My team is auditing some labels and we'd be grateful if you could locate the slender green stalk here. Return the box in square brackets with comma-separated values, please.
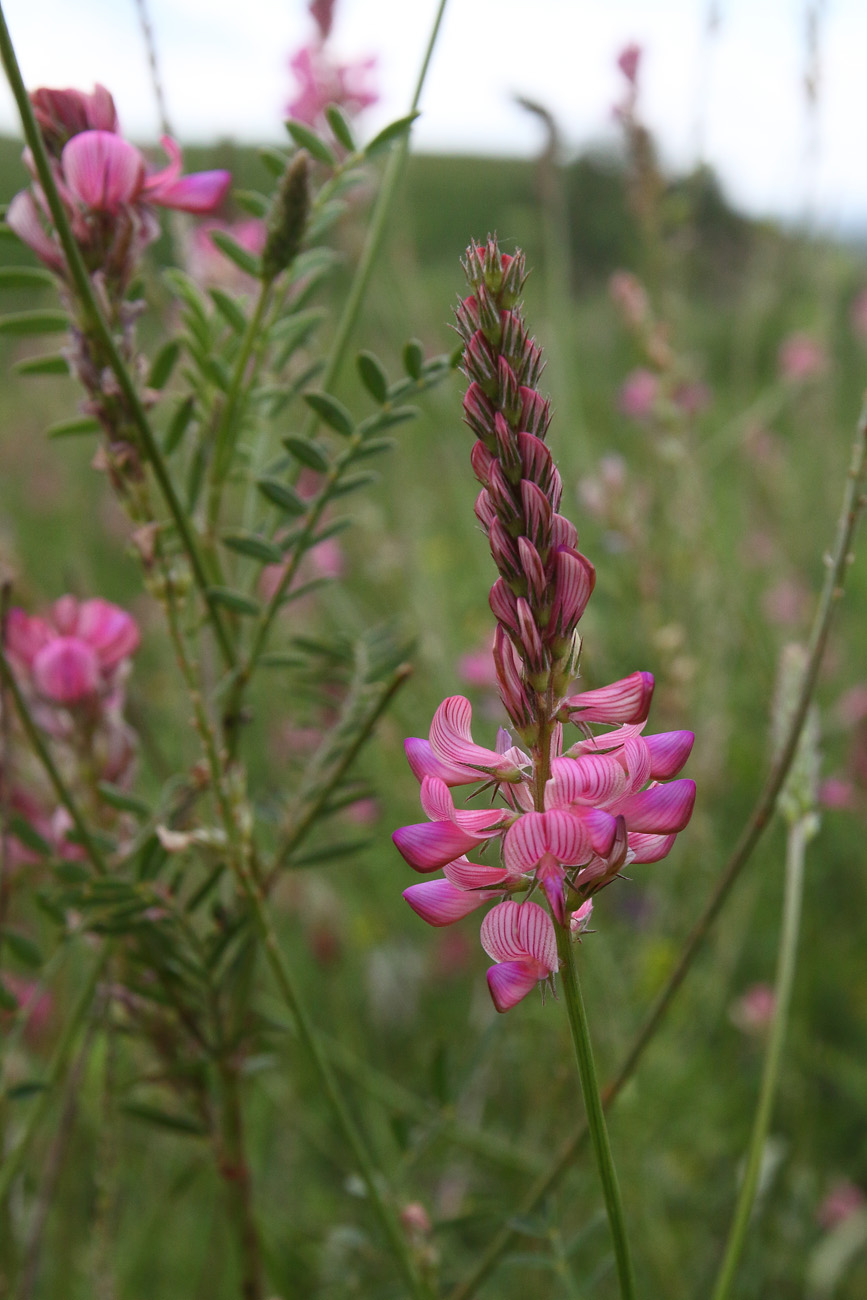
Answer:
[448, 396, 867, 1300]
[0, 947, 107, 1206]
[214, 1061, 265, 1300]
[0, 4, 236, 671]
[0, 642, 109, 875]
[555, 922, 637, 1300]
[710, 814, 811, 1300]
[301, 0, 449, 427]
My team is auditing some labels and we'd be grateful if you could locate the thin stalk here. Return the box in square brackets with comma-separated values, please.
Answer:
[555, 922, 637, 1300]
[0, 947, 108, 1206]
[0, 642, 109, 875]
[448, 395, 867, 1300]
[300, 0, 449, 432]
[214, 1061, 265, 1300]
[710, 814, 810, 1300]
[0, 5, 236, 671]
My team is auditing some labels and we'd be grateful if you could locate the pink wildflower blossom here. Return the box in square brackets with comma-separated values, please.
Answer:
[729, 983, 776, 1034]
[777, 332, 827, 383]
[286, 45, 377, 131]
[617, 43, 642, 87]
[618, 367, 659, 420]
[817, 1180, 866, 1230]
[7, 596, 139, 706]
[188, 218, 266, 291]
[394, 239, 695, 1012]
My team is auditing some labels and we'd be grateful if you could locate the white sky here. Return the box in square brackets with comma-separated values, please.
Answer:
[0, 0, 865, 229]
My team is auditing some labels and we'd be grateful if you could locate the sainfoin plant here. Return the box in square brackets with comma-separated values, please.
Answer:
[1, 3, 867, 1298]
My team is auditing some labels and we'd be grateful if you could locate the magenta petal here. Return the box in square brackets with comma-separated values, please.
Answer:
[565, 671, 655, 724]
[613, 779, 696, 833]
[538, 856, 567, 924]
[444, 858, 510, 889]
[4, 609, 53, 665]
[486, 960, 543, 1013]
[627, 831, 677, 863]
[618, 736, 651, 792]
[147, 168, 231, 214]
[32, 638, 100, 703]
[645, 731, 695, 779]
[392, 821, 479, 872]
[429, 695, 521, 780]
[62, 130, 144, 211]
[403, 880, 493, 926]
[76, 598, 140, 667]
[6, 191, 63, 271]
[405, 737, 474, 787]
[571, 806, 618, 857]
[547, 753, 628, 806]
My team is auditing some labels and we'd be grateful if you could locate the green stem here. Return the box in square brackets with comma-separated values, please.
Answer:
[0, 947, 107, 1206]
[214, 1061, 265, 1300]
[0, 642, 109, 875]
[554, 922, 637, 1300]
[710, 814, 811, 1300]
[447, 394, 867, 1300]
[0, 4, 236, 671]
[301, 0, 449, 431]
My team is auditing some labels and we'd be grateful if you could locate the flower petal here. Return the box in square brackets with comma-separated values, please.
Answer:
[62, 130, 144, 211]
[444, 858, 511, 890]
[6, 191, 63, 271]
[429, 695, 523, 781]
[404, 737, 475, 787]
[612, 779, 696, 833]
[403, 879, 496, 926]
[645, 730, 695, 779]
[486, 959, 545, 1013]
[480, 899, 557, 970]
[564, 671, 655, 724]
[392, 821, 479, 872]
[503, 809, 595, 875]
[627, 832, 677, 863]
[547, 753, 629, 807]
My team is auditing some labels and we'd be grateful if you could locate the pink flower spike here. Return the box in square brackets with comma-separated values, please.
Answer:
[481, 900, 557, 1012]
[32, 637, 100, 703]
[563, 671, 654, 725]
[403, 879, 497, 927]
[61, 130, 144, 212]
[142, 136, 231, 213]
[645, 730, 694, 779]
[428, 696, 525, 782]
[613, 779, 696, 834]
[503, 808, 594, 876]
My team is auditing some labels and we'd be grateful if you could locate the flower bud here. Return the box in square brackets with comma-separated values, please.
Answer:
[262, 149, 310, 283]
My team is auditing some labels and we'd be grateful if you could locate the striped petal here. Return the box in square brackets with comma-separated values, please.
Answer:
[486, 960, 546, 1013]
[444, 858, 511, 890]
[429, 695, 524, 781]
[645, 731, 695, 779]
[617, 736, 652, 793]
[546, 753, 629, 807]
[62, 130, 144, 211]
[405, 737, 476, 787]
[419, 776, 507, 835]
[403, 879, 496, 926]
[627, 832, 677, 863]
[611, 779, 696, 834]
[564, 671, 655, 724]
[480, 899, 557, 969]
[503, 809, 595, 875]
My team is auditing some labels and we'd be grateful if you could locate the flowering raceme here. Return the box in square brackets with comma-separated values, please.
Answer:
[394, 239, 695, 1012]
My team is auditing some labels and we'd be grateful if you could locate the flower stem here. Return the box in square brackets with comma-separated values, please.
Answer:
[710, 812, 811, 1300]
[214, 1060, 265, 1300]
[554, 921, 637, 1300]
[0, 4, 236, 672]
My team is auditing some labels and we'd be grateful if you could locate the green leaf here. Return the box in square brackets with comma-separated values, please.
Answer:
[206, 587, 261, 616]
[162, 268, 209, 322]
[364, 113, 420, 157]
[258, 146, 290, 177]
[209, 230, 262, 278]
[0, 309, 68, 335]
[163, 395, 196, 454]
[303, 390, 354, 437]
[288, 838, 372, 868]
[353, 436, 396, 460]
[0, 981, 20, 1012]
[233, 189, 269, 217]
[51, 862, 90, 884]
[284, 119, 337, 165]
[220, 531, 284, 563]
[122, 1103, 208, 1137]
[0, 265, 55, 289]
[331, 470, 378, 498]
[282, 435, 330, 472]
[14, 352, 69, 376]
[357, 351, 389, 404]
[7, 814, 51, 856]
[209, 288, 247, 334]
[45, 415, 100, 439]
[6, 1080, 49, 1101]
[1, 929, 43, 969]
[148, 340, 180, 389]
[257, 477, 306, 516]
[96, 783, 151, 816]
[403, 338, 424, 379]
[325, 104, 356, 151]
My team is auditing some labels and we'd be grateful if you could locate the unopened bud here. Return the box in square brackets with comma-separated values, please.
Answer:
[261, 150, 310, 283]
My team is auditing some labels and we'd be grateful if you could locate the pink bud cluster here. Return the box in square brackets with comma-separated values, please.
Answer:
[3, 596, 141, 857]
[393, 239, 695, 1013]
[8, 84, 230, 285]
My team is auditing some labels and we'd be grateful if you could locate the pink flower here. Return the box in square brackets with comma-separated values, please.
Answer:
[617, 43, 642, 87]
[61, 132, 230, 216]
[819, 776, 856, 810]
[778, 332, 827, 383]
[729, 983, 776, 1034]
[618, 368, 659, 420]
[30, 83, 118, 153]
[188, 218, 266, 290]
[817, 1181, 866, 1230]
[7, 596, 139, 706]
[286, 44, 378, 130]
